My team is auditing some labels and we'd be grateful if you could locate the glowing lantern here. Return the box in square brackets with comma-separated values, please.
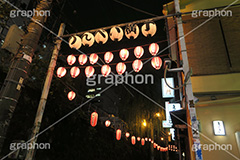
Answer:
[105, 120, 111, 127]
[157, 146, 160, 150]
[154, 143, 157, 148]
[132, 60, 143, 72]
[148, 138, 151, 142]
[110, 26, 124, 41]
[151, 57, 162, 70]
[67, 91, 76, 101]
[69, 35, 81, 49]
[141, 21, 157, 37]
[151, 140, 154, 144]
[149, 43, 159, 56]
[101, 65, 111, 77]
[119, 48, 129, 61]
[89, 53, 98, 64]
[67, 54, 76, 65]
[70, 67, 80, 78]
[56, 67, 66, 78]
[116, 129, 121, 140]
[78, 54, 88, 65]
[95, 29, 108, 44]
[85, 66, 95, 77]
[131, 136, 136, 145]
[82, 32, 95, 47]
[160, 147, 163, 152]
[145, 138, 148, 141]
[137, 137, 141, 141]
[125, 23, 139, 39]
[116, 62, 126, 75]
[104, 52, 114, 63]
[90, 112, 98, 127]
[134, 46, 144, 58]
[125, 132, 130, 138]
[141, 138, 145, 146]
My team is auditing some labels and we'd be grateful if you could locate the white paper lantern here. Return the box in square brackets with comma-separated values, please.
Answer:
[69, 36, 82, 49]
[95, 29, 108, 44]
[141, 21, 157, 37]
[125, 23, 139, 39]
[110, 26, 124, 41]
[82, 32, 95, 47]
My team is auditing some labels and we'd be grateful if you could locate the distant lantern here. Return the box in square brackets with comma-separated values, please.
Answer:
[134, 46, 144, 58]
[78, 54, 88, 65]
[82, 32, 95, 47]
[151, 57, 162, 70]
[119, 48, 129, 61]
[56, 67, 66, 78]
[69, 35, 82, 49]
[137, 137, 141, 141]
[70, 66, 80, 78]
[154, 143, 157, 148]
[131, 136, 136, 145]
[125, 132, 130, 138]
[151, 140, 154, 144]
[116, 129, 122, 140]
[141, 138, 145, 146]
[116, 62, 126, 75]
[160, 147, 163, 152]
[89, 53, 98, 64]
[141, 21, 157, 37]
[145, 138, 148, 141]
[104, 52, 114, 63]
[157, 146, 160, 150]
[125, 23, 139, 39]
[149, 43, 159, 56]
[85, 66, 95, 77]
[67, 91, 76, 101]
[67, 54, 76, 65]
[105, 120, 111, 127]
[95, 29, 108, 44]
[148, 138, 151, 142]
[101, 65, 111, 77]
[132, 59, 143, 72]
[90, 112, 98, 127]
[110, 26, 124, 41]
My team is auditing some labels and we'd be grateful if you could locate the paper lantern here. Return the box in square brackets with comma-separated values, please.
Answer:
[157, 146, 160, 150]
[90, 112, 98, 127]
[145, 138, 148, 141]
[56, 67, 66, 78]
[125, 23, 139, 39]
[148, 138, 151, 142]
[78, 54, 88, 65]
[137, 137, 141, 141]
[116, 62, 126, 75]
[154, 143, 157, 148]
[116, 129, 121, 140]
[132, 59, 143, 72]
[67, 54, 76, 65]
[134, 46, 144, 58]
[151, 140, 154, 144]
[70, 67, 80, 78]
[141, 138, 145, 146]
[69, 35, 82, 49]
[151, 57, 162, 70]
[101, 65, 111, 77]
[149, 43, 159, 56]
[105, 120, 111, 127]
[110, 26, 124, 41]
[125, 132, 130, 138]
[85, 66, 95, 77]
[141, 21, 157, 37]
[131, 136, 136, 145]
[82, 32, 95, 47]
[89, 53, 98, 64]
[104, 52, 114, 63]
[67, 91, 76, 101]
[95, 29, 108, 44]
[119, 48, 129, 61]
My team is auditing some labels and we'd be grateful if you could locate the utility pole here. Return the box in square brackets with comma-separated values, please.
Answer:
[24, 23, 65, 160]
[0, 0, 52, 154]
[173, 0, 203, 160]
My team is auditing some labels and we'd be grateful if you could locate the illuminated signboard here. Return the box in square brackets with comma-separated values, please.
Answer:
[161, 78, 174, 98]
[163, 101, 181, 128]
[213, 121, 226, 136]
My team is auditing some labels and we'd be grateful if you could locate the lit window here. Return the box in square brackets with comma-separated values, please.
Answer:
[88, 89, 95, 92]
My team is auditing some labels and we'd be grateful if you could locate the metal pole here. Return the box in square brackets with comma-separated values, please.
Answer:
[24, 23, 65, 160]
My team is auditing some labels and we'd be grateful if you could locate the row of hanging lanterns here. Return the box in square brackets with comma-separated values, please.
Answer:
[68, 22, 157, 49]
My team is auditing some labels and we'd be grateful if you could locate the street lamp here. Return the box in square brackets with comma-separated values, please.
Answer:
[155, 112, 161, 117]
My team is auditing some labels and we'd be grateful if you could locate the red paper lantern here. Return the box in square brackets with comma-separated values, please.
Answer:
[104, 52, 114, 63]
[116, 129, 121, 140]
[101, 65, 111, 77]
[78, 54, 88, 65]
[116, 62, 126, 75]
[131, 136, 136, 145]
[148, 138, 151, 142]
[125, 132, 130, 138]
[67, 54, 76, 65]
[70, 67, 80, 78]
[67, 91, 76, 101]
[154, 143, 157, 148]
[151, 140, 154, 144]
[56, 67, 66, 78]
[137, 137, 141, 141]
[132, 60, 143, 72]
[151, 57, 162, 70]
[141, 138, 145, 146]
[90, 112, 98, 127]
[119, 48, 129, 61]
[134, 46, 144, 58]
[105, 120, 111, 127]
[89, 53, 98, 64]
[85, 66, 95, 77]
[149, 43, 159, 56]
[157, 146, 160, 150]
